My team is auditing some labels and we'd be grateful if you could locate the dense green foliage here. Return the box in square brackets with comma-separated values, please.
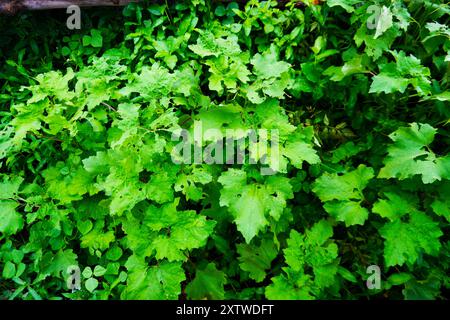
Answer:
[0, 0, 449, 300]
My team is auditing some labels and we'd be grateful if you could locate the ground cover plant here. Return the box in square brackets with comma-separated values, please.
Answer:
[0, 0, 449, 300]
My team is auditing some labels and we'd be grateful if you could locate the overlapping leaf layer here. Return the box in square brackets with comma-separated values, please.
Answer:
[0, 0, 448, 300]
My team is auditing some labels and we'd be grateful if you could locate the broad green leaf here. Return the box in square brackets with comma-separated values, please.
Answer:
[372, 191, 419, 221]
[403, 277, 441, 300]
[251, 47, 290, 79]
[144, 199, 215, 261]
[283, 130, 320, 168]
[374, 6, 393, 39]
[313, 165, 374, 202]
[324, 201, 369, 227]
[218, 169, 293, 242]
[380, 212, 442, 267]
[379, 123, 450, 184]
[185, 263, 226, 300]
[237, 239, 278, 282]
[370, 51, 431, 95]
[0, 176, 23, 200]
[0, 200, 23, 235]
[41, 249, 78, 279]
[431, 199, 450, 222]
[265, 273, 314, 300]
[369, 73, 409, 94]
[122, 255, 185, 300]
[81, 225, 115, 251]
[313, 165, 374, 226]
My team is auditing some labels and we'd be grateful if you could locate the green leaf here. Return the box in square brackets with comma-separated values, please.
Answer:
[42, 161, 96, 204]
[94, 265, 107, 277]
[251, 47, 291, 79]
[313, 165, 374, 226]
[1, 0, 448, 302]
[392, 1, 411, 31]
[266, 221, 339, 299]
[122, 215, 155, 258]
[387, 273, 413, 286]
[324, 51, 368, 81]
[188, 31, 241, 58]
[90, 30, 103, 48]
[313, 165, 374, 202]
[354, 24, 400, 60]
[85, 277, 99, 292]
[402, 277, 441, 300]
[122, 255, 185, 300]
[120, 64, 175, 101]
[214, 5, 226, 17]
[2, 261, 16, 279]
[427, 91, 450, 102]
[82, 267, 93, 279]
[379, 123, 450, 184]
[323, 201, 369, 227]
[283, 220, 339, 288]
[42, 249, 78, 279]
[431, 198, 450, 222]
[77, 220, 93, 235]
[265, 272, 314, 300]
[374, 6, 393, 39]
[144, 199, 216, 261]
[254, 99, 296, 138]
[337, 266, 357, 283]
[106, 246, 123, 261]
[81, 225, 115, 251]
[237, 239, 278, 282]
[145, 172, 175, 204]
[282, 128, 321, 169]
[369, 73, 409, 94]
[373, 191, 418, 221]
[218, 169, 293, 242]
[370, 51, 431, 95]
[326, 0, 361, 13]
[0, 200, 23, 235]
[380, 212, 442, 267]
[185, 263, 226, 300]
[174, 166, 212, 201]
[0, 176, 23, 199]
